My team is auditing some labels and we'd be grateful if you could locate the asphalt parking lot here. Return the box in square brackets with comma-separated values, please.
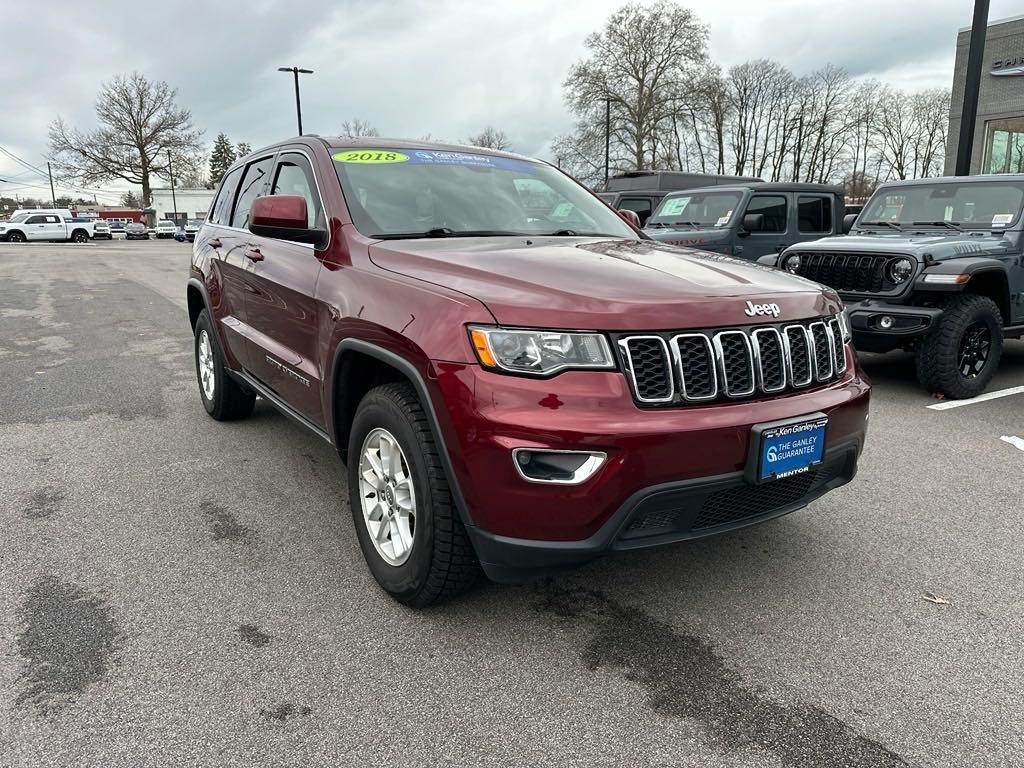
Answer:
[1, 239, 1023, 768]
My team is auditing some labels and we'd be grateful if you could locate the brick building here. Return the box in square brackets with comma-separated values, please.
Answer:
[945, 14, 1024, 175]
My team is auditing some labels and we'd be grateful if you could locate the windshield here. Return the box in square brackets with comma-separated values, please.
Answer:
[7, 213, 28, 223]
[332, 148, 637, 239]
[186, 219, 203, 226]
[860, 181, 1024, 229]
[646, 191, 743, 228]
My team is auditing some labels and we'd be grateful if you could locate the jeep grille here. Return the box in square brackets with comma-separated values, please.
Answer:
[616, 316, 847, 406]
[791, 252, 906, 294]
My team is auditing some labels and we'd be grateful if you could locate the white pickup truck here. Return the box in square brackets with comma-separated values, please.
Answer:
[0, 210, 96, 243]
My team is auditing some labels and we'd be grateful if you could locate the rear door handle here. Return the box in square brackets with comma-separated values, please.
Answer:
[245, 248, 264, 262]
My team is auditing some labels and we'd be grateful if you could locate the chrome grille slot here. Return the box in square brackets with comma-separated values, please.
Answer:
[618, 315, 845, 406]
[618, 336, 673, 402]
[752, 328, 786, 392]
[671, 334, 717, 401]
[713, 331, 755, 397]
[783, 325, 813, 387]
[809, 321, 834, 381]
[828, 317, 847, 374]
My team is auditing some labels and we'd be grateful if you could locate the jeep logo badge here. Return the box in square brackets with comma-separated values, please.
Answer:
[744, 301, 780, 318]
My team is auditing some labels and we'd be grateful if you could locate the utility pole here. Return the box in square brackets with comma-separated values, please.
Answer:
[604, 98, 611, 189]
[955, 0, 990, 176]
[47, 162, 56, 207]
[168, 150, 178, 225]
[278, 66, 314, 135]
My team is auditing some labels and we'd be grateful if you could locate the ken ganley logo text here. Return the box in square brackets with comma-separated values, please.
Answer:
[744, 300, 780, 318]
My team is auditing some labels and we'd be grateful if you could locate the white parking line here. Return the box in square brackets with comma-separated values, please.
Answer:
[1000, 436, 1024, 452]
[926, 385, 1024, 410]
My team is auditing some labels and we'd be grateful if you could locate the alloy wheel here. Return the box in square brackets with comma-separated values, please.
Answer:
[358, 427, 416, 566]
[958, 321, 991, 379]
[197, 330, 216, 400]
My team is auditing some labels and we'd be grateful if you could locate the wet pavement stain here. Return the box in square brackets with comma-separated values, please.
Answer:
[535, 583, 908, 768]
[260, 702, 312, 722]
[237, 623, 272, 647]
[201, 501, 252, 541]
[16, 576, 118, 714]
[24, 488, 64, 519]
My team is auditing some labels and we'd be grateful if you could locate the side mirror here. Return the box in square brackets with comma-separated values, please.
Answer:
[617, 209, 641, 230]
[741, 213, 764, 233]
[249, 195, 327, 247]
[842, 213, 858, 234]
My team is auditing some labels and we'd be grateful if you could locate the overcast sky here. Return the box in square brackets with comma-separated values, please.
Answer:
[1, 0, 1019, 204]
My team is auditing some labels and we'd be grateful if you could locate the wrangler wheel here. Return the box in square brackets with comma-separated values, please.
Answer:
[915, 294, 1002, 399]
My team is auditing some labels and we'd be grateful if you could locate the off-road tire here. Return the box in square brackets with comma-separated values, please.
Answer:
[193, 309, 256, 420]
[915, 294, 1003, 399]
[6, 231, 25, 243]
[348, 382, 480, 606]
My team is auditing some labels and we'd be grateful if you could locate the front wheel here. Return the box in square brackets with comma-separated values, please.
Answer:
[916, 295, 1003, 399]
[6, 231, 25, 243]
[347, 383, 479, 606]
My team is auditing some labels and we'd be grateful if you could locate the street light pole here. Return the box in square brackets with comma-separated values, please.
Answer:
[955, 0, 990, 176]
[604, 98, 611, 189]
[167, 150, 178, 226]
[278, 66, 314, 135]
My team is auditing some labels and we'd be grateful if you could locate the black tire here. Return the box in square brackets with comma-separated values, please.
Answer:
[347, 383, 479, 606]
[193, 309, 256, 420]
[71, 229, 89, 243]
[7, 230, 25, 243]
[916, 294, 1003, 399]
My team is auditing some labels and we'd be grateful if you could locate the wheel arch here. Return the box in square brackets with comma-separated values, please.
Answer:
[186, 279, 207, 330]
[329, 339, 475, 527]
[963, 269, 1010, 324]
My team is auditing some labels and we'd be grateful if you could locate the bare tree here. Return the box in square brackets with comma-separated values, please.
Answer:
[48, 73, 203, 205]
[466, 126, 512, 151]
[340, 119, 380, 138]
[563, 0, 708, 172]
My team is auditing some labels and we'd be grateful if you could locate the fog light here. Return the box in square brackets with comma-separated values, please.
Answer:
[878, 315, 894, 330]
[511, 448, 606, 485]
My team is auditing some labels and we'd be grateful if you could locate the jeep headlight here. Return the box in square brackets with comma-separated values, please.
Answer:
[469, 326, 614, 376]
[782, 253, 801, 274]
[888, 257, 914, 284]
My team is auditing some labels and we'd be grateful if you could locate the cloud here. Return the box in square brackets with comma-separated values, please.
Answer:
[2, 0, 1019, 201]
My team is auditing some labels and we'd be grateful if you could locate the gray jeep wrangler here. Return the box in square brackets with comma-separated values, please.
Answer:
[760, 175, 1024, 399]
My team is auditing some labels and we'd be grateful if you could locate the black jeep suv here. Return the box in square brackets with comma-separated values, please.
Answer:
[762, 175, 1024, 399]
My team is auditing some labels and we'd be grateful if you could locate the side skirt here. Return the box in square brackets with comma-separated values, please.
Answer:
[229, 369, 333, 445]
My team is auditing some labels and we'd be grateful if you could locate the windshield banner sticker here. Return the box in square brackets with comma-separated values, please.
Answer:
[659, 198, 689, 217]
[334, 149, 537, 173]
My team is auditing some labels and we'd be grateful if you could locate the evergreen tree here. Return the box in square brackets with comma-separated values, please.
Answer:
[236, 142, 251, 157]
[209, 133, 236, 186]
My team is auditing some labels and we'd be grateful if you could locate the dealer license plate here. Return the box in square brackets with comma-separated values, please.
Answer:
[756, 416, 827, 482]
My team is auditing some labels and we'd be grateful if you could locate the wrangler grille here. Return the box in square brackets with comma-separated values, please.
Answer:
[790, 252, 908, 294]
[617, 316, 846, 407]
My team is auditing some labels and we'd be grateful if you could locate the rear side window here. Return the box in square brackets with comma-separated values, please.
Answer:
[210, 166, 243, 225]
[46, 216, 60, 223]
[746, 195, 787, 232]
[798, 196, 832, 233]
[230, 157, 274, 229]
[271, 153, 323, 228]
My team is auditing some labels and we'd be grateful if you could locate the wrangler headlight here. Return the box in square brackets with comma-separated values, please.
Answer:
[469, 326, 615, 376]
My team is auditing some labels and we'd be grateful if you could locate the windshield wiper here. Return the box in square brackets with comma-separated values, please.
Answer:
[646, 222, 670, 228]
[860, 220, 903, 231]
[911, 220, 961, 231]
[371, 228, 528, 240]
[546, 229, 623, 237]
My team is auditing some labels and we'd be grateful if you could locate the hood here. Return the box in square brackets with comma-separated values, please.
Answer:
[644, 227, 732, 252]
[792, 230, 1018, 262]
[369, 236, 838, 330]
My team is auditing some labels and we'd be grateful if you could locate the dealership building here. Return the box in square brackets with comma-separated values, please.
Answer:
[946, 14, 1024, 175]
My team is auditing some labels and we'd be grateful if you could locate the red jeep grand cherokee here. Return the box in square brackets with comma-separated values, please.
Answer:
[187, 138, 870, 606]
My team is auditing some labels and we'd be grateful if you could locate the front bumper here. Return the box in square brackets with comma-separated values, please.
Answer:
[844, 297, 941, 352]
[432, 350, 870, 581]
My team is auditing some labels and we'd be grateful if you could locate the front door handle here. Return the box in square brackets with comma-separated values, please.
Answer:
[209, 238, 222, 249]
[245, 248, 264, 262]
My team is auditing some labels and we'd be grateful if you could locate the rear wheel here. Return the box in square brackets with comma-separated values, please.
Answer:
[71, 229, 89, 243]
[193, 309, 256, 420]
[916, 295, 1003, 399]
[347, 383, 479, 606]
